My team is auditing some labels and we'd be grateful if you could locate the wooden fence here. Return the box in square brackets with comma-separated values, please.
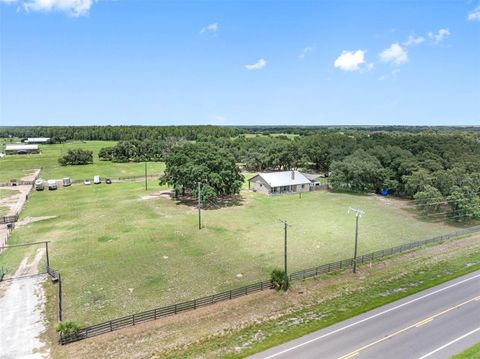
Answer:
[0, 181, 35, 187]
[59, 225, 480, 344]
[0, 215, 18, 225]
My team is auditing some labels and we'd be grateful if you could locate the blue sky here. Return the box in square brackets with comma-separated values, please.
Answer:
[0, 0, 479, 126]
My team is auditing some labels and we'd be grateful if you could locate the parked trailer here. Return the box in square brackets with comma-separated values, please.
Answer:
[94, 176, 101, 184]
[62, 177, 71, 187]
[48, 179, 57, 190]
[35, 179, 44, 191]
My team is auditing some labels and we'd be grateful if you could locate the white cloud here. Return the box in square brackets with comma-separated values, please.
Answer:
[0, 0, 95, 16]
[379, 43, 408, 65]
[378, 75, 386, 81]
[333, 50, 366, 72]
[428, 28, 450, 44]
[244, 58, 266, 70]
[403, 35, 425, 46]
[298, 46, 314, 59]
[200, 22, 219, 35]
[467, 6, 480, 21]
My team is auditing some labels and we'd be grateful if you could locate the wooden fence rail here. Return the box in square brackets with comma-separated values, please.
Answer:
[59, 225, 480, 345]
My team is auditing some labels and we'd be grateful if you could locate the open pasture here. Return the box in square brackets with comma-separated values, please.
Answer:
[0, 140, 165, 182]
[1, 175, 461, 325]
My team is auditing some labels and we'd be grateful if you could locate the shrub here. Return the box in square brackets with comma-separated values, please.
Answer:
[270, 268, 290, 291]
[55, 321, 80, 336]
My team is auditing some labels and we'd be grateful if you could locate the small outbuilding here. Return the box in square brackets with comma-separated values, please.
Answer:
[248, 171, 311, 195]
[5, 144, 39, 155]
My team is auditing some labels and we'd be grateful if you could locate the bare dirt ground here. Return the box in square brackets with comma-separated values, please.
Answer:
[51, 234, 480, 359]
[0, 170, 39, 249]
[21, 170, 41, 182]
[0, 248, 49, 359]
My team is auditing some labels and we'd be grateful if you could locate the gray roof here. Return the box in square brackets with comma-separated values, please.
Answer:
[251, 171, 311, 187]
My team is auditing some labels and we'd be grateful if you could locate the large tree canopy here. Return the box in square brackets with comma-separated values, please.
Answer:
[161, 143, 244, 202]
[58, 149, 93, 166]
[329, 150, 387, 192]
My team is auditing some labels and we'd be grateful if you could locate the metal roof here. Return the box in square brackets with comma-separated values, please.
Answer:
[303, 173, 322, 181]
[5, 144, 39, 151]
[26, 137, 50, 143]
[251, 171, 311, 187]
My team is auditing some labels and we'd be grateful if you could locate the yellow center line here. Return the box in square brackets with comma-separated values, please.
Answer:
[337, 295, 480, 359]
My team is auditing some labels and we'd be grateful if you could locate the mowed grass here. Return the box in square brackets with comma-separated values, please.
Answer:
[1, 178, 462, 325]
[0, 140, 165, 182]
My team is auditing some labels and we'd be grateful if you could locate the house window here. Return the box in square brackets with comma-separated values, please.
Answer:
[301, 184, 305, 189]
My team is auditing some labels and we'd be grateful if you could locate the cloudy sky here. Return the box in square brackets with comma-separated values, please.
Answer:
[0, 0, 479, 126]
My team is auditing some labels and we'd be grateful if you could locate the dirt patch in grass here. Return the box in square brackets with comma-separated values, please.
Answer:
[21, 169, 41, 182]
[15, 216, 58, 228]
[50, 234, 480, 359]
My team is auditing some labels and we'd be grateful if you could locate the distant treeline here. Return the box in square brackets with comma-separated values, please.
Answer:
[0, 125, 239, 142]
[1, 125, 479, 142]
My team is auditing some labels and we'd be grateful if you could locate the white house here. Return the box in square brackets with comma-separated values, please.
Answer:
[248, 171, 311, 195]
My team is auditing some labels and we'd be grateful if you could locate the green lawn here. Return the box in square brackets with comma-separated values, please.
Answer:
[451, 343, 480, 359]
[0, 140, 165, 182]
[0, 177, 464, 325]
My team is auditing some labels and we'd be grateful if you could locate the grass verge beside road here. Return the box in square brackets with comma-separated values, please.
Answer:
[50, 234, 480, 359]
[451, 342, 480, 359]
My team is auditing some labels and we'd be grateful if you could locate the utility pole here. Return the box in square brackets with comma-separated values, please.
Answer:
[144, 162, 148, 191]
[278, 219, 290, 276]
[198, 182, 202, 230]
[348, 207, 365, 274]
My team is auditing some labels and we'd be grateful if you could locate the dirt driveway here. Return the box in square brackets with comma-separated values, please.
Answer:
[0, 249, 49, 359]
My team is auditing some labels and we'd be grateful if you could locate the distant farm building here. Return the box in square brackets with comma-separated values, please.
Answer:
[5, 144, 39, 155]
[24, 137, 51, 144]
[248, 171, 311, 195]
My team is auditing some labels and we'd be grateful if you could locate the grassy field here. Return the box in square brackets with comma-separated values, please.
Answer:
[0, 139, 165, 182]
[0, 172, 465, 324]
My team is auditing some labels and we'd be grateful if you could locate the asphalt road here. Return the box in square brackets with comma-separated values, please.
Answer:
[249, 270, 480, 359]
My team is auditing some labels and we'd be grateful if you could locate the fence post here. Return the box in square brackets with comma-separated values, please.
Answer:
[154, 309, 157, 320]
[57, 273, 62, 322]
[174, 304, 177, 314]
[110, 321, 113, 332]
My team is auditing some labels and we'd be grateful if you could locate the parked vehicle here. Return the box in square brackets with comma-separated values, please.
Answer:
[84, 179, 91, 185]
[35, 179, 44, 191]
[94, 176, 101, 184]
[62, 177, 71, 187]
[48, 179, 57, 190]
[105, 178, 112, 184]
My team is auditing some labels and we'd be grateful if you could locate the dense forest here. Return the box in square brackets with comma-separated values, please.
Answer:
[1, 125, 479, 221]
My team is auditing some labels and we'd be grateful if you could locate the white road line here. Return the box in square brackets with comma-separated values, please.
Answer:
[417, 327, 480, 359]
[258, 272, 480, 359]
